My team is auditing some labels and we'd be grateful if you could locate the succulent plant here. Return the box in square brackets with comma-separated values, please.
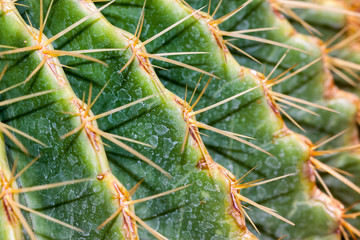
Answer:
[0, 0, 360, 239]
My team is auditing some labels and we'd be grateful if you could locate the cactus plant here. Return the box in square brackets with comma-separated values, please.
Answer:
[0, 0, 360, 239]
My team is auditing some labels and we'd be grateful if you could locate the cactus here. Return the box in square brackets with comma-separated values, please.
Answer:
[0, 0, 359, 239]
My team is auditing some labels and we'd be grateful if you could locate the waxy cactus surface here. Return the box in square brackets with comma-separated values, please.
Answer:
[0, 0, 360, 239]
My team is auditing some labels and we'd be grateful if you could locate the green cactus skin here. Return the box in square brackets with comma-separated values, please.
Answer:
[96, 0, 346, 239]
[16, 0, 262, 239]
[0, 4, 140, 239]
